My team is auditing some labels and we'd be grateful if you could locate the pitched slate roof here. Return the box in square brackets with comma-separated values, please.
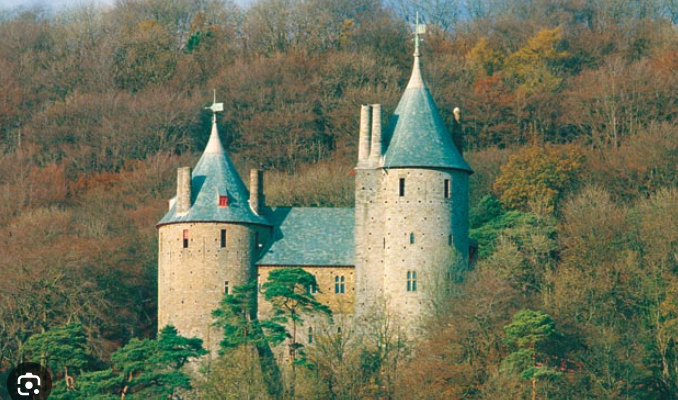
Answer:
[382, 53, 473, 173]
[257, 207, 354, 266]
[158, 119, 271, 227]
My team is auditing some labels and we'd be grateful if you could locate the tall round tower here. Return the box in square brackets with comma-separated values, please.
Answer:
[157, 102, 271, 352]
[355, 22, 472, 330]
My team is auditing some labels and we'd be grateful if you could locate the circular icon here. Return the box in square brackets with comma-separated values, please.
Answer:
[6, 362, 52, 400]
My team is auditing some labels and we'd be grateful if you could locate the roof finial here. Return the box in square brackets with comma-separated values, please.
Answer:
[413, 11, 426, 58]
[203, 90, 226, 154]
[205, 89, 224, 124]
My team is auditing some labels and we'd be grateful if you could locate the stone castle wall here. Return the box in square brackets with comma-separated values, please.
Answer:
[158, 222, 270, 353]
[355, 166, 469, 327]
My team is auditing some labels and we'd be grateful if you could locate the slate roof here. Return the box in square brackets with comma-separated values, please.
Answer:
[382, 54, 473, 173]
[257, 207, 354, 266]
[158, 119, 271, 227]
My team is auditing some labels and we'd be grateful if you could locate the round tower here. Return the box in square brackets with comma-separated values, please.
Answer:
[157, 103, 270, 353]
[355, 20, 472, 330]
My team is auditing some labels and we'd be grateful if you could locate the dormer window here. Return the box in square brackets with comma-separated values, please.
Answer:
[219, 195, 229, 207]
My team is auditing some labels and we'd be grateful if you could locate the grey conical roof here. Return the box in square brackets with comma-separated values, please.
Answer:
[158, 118, 271, 227]
[382, 53, 472, 173]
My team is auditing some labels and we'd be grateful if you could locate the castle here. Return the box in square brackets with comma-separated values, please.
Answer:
[156, 35, 474, 352]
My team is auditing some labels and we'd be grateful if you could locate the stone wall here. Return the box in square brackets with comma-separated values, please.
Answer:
[257, 265, 355, 317]
[158, 222, 270, 353]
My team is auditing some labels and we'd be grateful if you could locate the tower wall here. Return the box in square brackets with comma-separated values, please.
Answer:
[158, 222, 269, 353]
[354, 168, 386, 317]
[380, 168, 469, 325]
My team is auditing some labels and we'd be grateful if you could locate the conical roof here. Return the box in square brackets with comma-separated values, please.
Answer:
[382, 51, 472, 173]
[158, 118, 271, 227]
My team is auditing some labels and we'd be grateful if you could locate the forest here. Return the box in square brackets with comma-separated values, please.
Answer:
[1, 0, 678, 398]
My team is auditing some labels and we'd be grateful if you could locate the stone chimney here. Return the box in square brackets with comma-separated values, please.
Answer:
[452, 107, 463, 155]
[249, 169, 264, 215]
[358, 104, 372, 166]
[176, 167, 192, 214]
[370, 104, 382, 164]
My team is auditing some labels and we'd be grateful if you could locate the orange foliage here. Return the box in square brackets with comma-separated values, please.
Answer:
[494, 144, 584, 212]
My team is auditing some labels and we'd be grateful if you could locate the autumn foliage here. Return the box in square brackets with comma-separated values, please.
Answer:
[1, 0, 678, 398]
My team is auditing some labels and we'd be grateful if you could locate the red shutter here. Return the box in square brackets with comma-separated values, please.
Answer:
[219, 195, 229, 207]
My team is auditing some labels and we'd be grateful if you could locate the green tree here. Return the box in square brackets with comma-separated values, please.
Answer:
[22, 322, 90, 392]
[212, 281, 284, 398]
[71, 325, 205, 399]
[262, 268, 332, 397]
[502, 309, 562, 400]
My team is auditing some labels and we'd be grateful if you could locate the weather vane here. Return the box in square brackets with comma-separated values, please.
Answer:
[205, 89, 224, 123]
[413, 11, 426, 57]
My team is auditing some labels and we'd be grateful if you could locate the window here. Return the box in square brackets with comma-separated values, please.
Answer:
[444, 179, 450, 199]
[337, 326, 342, 335]
[307, 283, 318, 294]
[183, 229, 189, 248]
[308, 327, 314, 344]
[399, 178, 405, 197]
[335, 276, 345, 294]
[218, 195, 229, 207]
[224, 281, 229, 294]
[407, 271, 417, 292]
[220, 229, 227, 248]
[448, 234, 452, 246]
[410, 232, 415, 244]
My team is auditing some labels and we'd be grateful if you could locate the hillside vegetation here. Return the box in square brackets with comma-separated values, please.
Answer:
[1, 0, 678, 398]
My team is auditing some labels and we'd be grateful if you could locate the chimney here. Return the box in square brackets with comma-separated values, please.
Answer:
[176, 167, 192, 214]
[249, 169, 264, 215]
[358, 104, 372, 165]
[370, 104, 382, 164]
[452, 107, 463, 155]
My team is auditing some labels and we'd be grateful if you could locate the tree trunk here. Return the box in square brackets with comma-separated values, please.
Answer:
[531, 374, 537, 400]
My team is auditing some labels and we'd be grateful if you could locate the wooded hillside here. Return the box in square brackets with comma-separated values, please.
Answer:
[1, 0, 678, 398]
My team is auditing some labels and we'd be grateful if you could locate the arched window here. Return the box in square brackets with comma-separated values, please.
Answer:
[407, 271, 417, 292]
[335, 275, 345, 294]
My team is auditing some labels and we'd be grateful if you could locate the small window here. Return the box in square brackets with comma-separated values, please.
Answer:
[220, 229, 227, 248]
[224, 281, 229, 294]
[335, 276, 345, 294]
[308, 327, 314, 344]
[307, 283, 318, 294]
[444, 179, 450, 199]
[407, 270, 417, 292]
[219, 195, 229, 207]
[448, 234, 452, 246]
[399, 178, 405, 197]
[183, 229, 189, 248]
[410, 233, 415, 244]
[337, 326, 342, 335]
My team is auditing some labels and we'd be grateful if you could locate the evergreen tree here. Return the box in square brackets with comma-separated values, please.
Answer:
[22, 322, 90, 392]
[262, 268, 332, 397]
[502, 309, 563, 400]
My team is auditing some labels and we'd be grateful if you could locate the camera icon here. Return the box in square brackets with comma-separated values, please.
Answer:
[17, 372, 41, 396]
[7, 363, 51, 400]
